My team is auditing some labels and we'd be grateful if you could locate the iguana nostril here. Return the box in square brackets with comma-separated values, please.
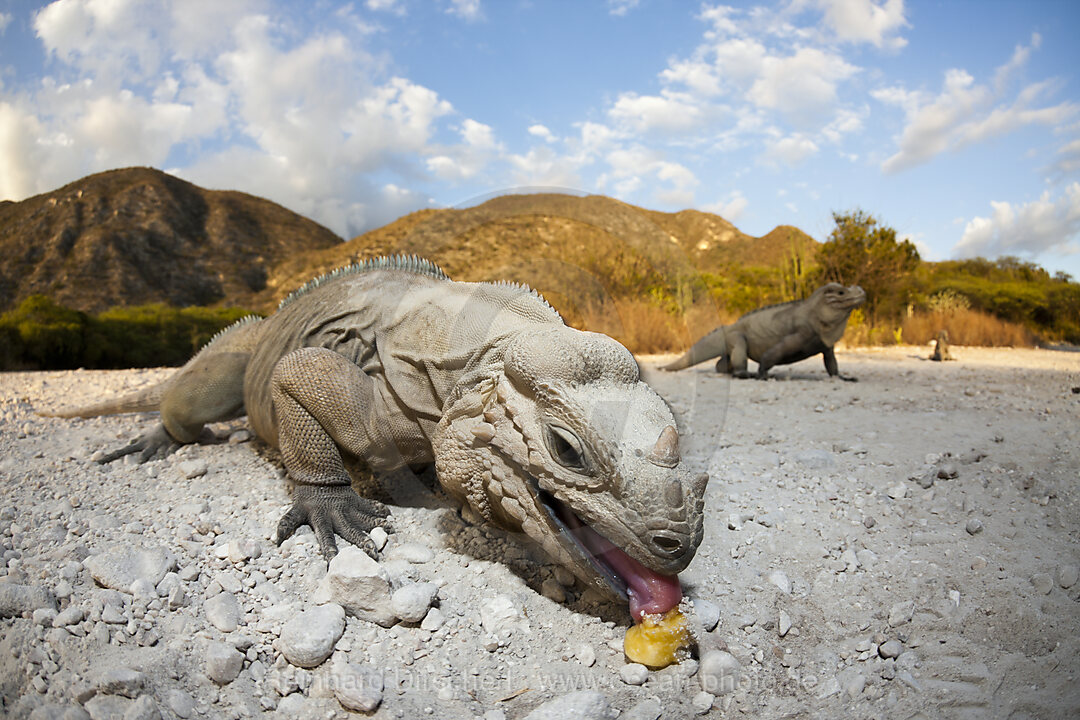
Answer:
[653, 534, 683, 554]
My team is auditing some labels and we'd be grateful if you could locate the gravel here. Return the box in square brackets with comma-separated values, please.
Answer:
[2, 348, 1079, 720]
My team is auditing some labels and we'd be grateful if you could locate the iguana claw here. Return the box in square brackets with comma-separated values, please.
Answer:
[275, 484, 391, 561]
[95, 424, 180, 464]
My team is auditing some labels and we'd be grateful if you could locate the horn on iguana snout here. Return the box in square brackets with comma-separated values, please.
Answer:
[647, 425, 680, 468]
[692, 472, 710, 497]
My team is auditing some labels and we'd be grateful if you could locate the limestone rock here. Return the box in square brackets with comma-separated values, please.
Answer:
[205, 641, 243, 684]
[277, 604, 345, 668]
[313, 546, 395, 627]
[390, 582, 438, 623]
[84, 546, 176, 592]
[522, 691, 617, 720]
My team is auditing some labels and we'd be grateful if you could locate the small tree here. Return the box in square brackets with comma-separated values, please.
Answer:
[815, 210, 920, 320]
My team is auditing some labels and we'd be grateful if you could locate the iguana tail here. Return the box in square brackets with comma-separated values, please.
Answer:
[40, 383, 167, 418]
[662, 327, 728, 370]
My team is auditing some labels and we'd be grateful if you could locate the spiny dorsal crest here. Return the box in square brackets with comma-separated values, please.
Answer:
[278, 254, 450, 311]
[486, 279, 562, 321]
[191, 314, 261, 360]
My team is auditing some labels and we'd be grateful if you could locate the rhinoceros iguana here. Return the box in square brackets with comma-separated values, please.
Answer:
[46, 256, 708, 621]
[663, 283, 866, 380]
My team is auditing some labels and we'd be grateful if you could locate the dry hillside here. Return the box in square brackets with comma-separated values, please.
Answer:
[262, 194, 817, 332]
[0, 168, 342, 314]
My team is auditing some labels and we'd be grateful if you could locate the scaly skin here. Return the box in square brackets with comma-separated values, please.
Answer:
[45, 256, 709, 606]
[663, 283, 866, 380]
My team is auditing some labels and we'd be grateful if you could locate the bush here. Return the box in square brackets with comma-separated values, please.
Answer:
[0, 296, 89, 369]
[902, 308, 1034, 347]
[0, 296, 257, 370]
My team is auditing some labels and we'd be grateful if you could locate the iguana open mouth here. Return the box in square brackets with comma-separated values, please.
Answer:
[538, 489, 683, 622]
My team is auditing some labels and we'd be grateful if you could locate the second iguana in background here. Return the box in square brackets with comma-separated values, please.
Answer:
[45, 256, 708, 625]
[663, 282, 866, 380]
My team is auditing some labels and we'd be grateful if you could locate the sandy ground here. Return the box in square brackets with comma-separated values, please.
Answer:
[1, 345, 1078, 719]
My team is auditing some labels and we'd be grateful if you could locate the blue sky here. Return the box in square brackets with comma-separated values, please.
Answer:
[2, 0, 1079, 278]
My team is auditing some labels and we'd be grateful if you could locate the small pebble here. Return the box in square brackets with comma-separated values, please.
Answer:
[778, 611, 792, 637]
[691, 691, 714, 715]
[888, 601, 914, 627]
[698, 650, 740, 695]
[178, 459, 208, 479]
[878, 639, 903, 659]
[368, 527, 388, 552]
[619, 663, 649, 685]
[576, 644, 596, 667]
[205, 641, 243, 684]
[1031, 573, 1054, 595]
[390, 582, 438, 623]
[767, 570, 791, 595]
[965, 518, 984, 535]
[1058, 565, 1078, 589]
[691, 598, 720, 633]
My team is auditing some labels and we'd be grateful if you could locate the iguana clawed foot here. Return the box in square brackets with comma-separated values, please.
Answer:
[275, 484, 392, 561]
[94, 424, 180, 464]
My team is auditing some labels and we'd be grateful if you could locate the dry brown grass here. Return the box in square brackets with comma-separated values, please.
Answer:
[841, 307, 1036, 347]
[576, 299, 681, 354]
[572, 298, 736, 355]
[900, 308, 1035, 347]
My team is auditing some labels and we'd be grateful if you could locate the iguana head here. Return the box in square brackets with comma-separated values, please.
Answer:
[811, 283, 866, 342]
[434, 327, 708, 620]
[816, 283, 866, 314]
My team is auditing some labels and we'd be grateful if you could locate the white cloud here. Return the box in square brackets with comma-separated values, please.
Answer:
[0, 12, 12, 34]
[608, 0, 640, 17]
[1048, 138, 1080, 178]
[528, 124, 556, 143]
[765, 133, 819, 165]
[0, 102, 46, 199]
[507, 145, 582, 189]
[954, 183, 1080, 259]
[803, 0, 908, 49]
[445, 0, 481, 21]
[366, 0, 405, 15]
[601, 146, 698, 206]
[426, 119, 502, 181]
[702, 191, 748, 221]
[877, 36, 1077, 173]
[608, 90, 706, 134]
[821, 106, 867, 143]
[747, 47, 858, 127]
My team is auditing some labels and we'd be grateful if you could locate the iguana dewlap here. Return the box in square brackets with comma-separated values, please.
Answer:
[664, 282, 866, 379]
[46, 256, 708, 618]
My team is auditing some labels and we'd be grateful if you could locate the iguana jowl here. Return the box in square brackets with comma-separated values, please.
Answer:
[48, 256, 708, 620]
[664, 283, 866, 380]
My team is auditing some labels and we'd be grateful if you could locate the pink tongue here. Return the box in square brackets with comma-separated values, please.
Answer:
[576, 523, 683, 622]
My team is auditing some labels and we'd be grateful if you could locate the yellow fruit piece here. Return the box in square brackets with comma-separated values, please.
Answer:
[623, 608, 692, 669]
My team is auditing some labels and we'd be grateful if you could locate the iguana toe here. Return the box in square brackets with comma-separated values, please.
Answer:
[95, 425, 178, 464]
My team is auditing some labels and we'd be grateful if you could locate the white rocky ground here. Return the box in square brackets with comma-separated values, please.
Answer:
[1, 345, 1078, 720]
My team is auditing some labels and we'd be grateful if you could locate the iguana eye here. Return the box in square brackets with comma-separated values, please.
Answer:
[546, 425, 586, 470]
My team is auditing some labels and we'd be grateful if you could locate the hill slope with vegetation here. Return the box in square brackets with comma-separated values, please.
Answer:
[0, 167, 341, 314]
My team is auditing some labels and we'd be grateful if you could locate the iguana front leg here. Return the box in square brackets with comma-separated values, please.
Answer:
[271, 347, 394, 560]
[822, 347, 857, 382]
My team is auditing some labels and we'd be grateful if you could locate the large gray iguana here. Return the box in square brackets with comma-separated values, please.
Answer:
[46, 256, 708, 621]
[663, 283, 866, 380]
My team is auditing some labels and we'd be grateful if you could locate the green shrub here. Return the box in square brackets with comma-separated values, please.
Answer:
[0, 296, 257, 370]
